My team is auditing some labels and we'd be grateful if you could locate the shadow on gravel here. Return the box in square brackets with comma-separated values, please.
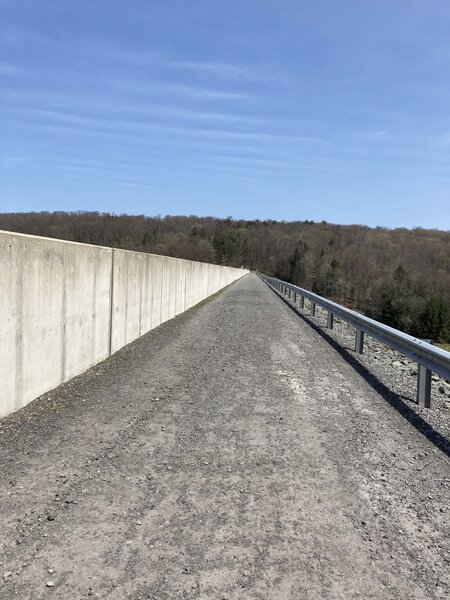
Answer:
[272, 289, 450, 458]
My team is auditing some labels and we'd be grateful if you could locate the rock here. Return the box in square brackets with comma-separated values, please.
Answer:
[47, 514, 55, 521]
[3, 571, 12, 581]
[392, 361, 402, 369]
[46, 581, 55, 587]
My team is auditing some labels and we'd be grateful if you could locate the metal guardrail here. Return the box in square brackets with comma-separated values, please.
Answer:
[259, 274, 450, 408]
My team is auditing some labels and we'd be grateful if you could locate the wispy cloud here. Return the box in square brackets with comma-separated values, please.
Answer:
[106, 77, 251, 102]
[7, 101, 263, 137]
[167, 59, 281, 82]
[0, 62, 21, 77]
[435, 131, 450, 148]
[79, 40, 282, 83]
[9, 105, 324, 147]
[0, 24, 52, 46]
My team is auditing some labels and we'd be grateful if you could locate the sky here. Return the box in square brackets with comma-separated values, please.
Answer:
[1, 0, 450, 229]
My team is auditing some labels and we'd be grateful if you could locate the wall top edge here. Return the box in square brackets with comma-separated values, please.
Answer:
[0, 229, 248, 272]
[0, 228, 113, 252]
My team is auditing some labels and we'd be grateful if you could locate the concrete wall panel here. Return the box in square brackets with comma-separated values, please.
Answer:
[61, 242, 111, 381]
[1, 230, 248, 418]
[0, 234, 20, 416]
[0, 233, 113, 417]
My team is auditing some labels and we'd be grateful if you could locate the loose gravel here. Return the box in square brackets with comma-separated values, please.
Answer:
[0, 273, 449, 599]
[273, 281, 450, 452]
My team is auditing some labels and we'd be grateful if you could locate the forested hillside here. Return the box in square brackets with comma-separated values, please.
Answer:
[1, 212, 450, 342]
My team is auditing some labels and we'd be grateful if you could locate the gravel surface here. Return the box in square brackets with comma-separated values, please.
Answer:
[273, 281, 450, 452]
[0, 273, 449, 599]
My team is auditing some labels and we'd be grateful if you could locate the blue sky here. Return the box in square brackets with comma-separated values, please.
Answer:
[1, 0, 449, 228]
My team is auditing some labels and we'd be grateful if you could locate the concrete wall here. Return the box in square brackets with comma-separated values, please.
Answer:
[0, 230, 248, 418]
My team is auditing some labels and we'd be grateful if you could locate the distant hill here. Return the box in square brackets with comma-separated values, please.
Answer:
[1, 211, 450, 342]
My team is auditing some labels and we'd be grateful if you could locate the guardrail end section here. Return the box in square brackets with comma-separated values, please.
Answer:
[417, 364, 432, 408]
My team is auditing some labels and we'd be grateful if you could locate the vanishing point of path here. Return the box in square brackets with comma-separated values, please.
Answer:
[0, 273, 448, 599]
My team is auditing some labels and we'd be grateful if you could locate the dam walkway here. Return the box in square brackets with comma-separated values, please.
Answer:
[0, 273, 448, 599]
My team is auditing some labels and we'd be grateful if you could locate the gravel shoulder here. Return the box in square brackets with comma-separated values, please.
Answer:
[0, 273, 449, 600]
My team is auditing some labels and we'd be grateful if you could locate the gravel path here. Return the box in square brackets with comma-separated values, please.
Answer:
[271, 281, 450, 448]
[0, 273, 449, 599]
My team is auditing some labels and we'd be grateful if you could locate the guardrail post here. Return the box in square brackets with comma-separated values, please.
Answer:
[327, 311, 334, 329]
[355, 329, 364, 353]
[300, 296, 305, 309]
[416, 364, 431, 408]
[293, 292, 297, 304]
[288, 289, 292, 299]
[310, 301, 316, 316]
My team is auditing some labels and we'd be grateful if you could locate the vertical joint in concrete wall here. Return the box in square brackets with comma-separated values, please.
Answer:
[355, 329, 364, 354]
[60, 249, 67, 382]
[416, 364, 431, 408]
[108, 249, 115, 356]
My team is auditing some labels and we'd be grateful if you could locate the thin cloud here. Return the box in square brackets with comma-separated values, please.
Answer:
[0, 24, 52, 46]
[0, 62, 21, 77]
[106, 77, 251, 102]
[79, 40, 281, 83]
[168, 59, 281, 82]
[435, 131, 450, 148]
[10, 103, 262, 131]
[10, 106, 324, 147]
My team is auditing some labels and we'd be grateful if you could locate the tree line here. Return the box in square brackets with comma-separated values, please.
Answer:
[1, 211, 449, 342]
